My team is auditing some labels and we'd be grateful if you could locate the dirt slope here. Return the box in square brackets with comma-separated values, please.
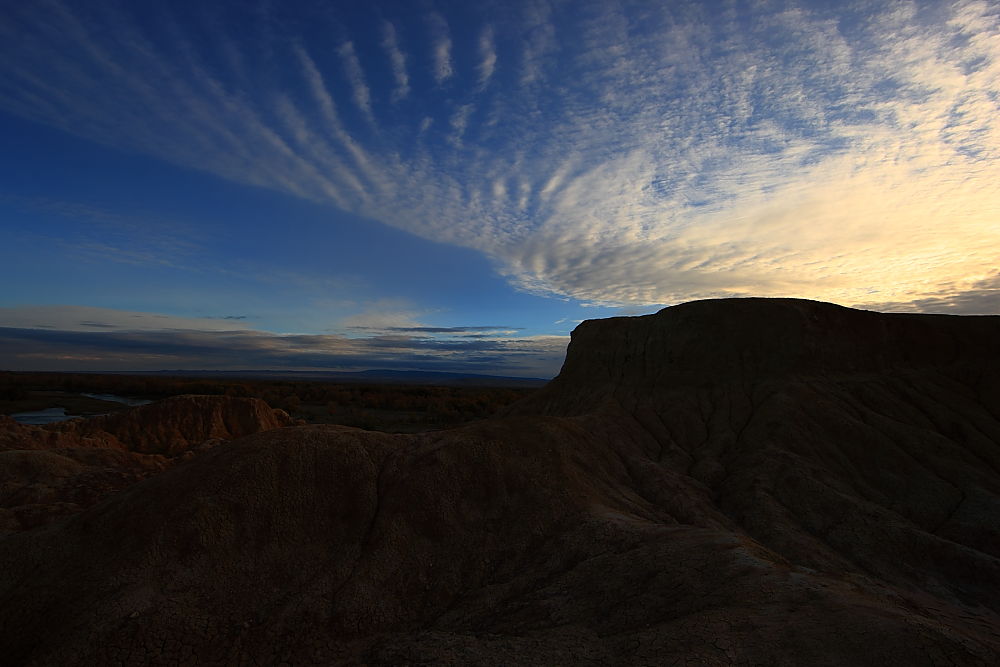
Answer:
[1, 299, 998, 665]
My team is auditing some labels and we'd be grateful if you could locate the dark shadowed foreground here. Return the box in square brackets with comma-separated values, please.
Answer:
[1, 298, 998, 665]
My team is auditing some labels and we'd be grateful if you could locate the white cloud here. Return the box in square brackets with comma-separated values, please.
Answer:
[477, 26, 497, 87]
[448, 104, 474, 147]
[338, 41, 374, 121]
[3, 0, 999, 313]
[381, 21, 410, 101]
[517, 1, 556, 86]
[338, 300, 425, 332]
[428, 12, 453, 84]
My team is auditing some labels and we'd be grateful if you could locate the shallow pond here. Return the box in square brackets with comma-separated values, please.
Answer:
[81, 393, 152, 407]
[9, 407, 77, 425]
[10, 393, 152, 424]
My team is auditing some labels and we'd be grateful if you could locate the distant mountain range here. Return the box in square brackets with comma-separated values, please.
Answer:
[98, 368, 550, 388]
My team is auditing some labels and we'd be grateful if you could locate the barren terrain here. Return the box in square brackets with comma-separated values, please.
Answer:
[1, 298, 998, 665]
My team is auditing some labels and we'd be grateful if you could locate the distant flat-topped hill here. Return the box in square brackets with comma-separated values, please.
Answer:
[517, 296, 1000, 411]
[1, 299, 998, 665]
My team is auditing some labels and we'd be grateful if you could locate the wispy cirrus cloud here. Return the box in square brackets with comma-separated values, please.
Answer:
[380, 21, 410, 102]
[517, 0, 557, 87]
[427, 11, 453, 85]
[477, 26, 497, 88]
[448, 103, 474, 147]
[2, 1, 998, 313]
[338, 40, 374, 122]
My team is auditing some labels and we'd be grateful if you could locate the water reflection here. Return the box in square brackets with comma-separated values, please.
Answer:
[9, 407, 74, 425]
[81, 393, 152, 407]
[10, 393, 151, 424]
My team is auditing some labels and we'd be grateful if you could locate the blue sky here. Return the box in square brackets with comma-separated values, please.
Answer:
[1, 0, 998, 377]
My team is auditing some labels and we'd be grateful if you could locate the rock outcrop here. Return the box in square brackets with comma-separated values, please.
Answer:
[0, 395, 296, 532]
[0, 299, 998, 665]
[1, 395, 296, 455]
[0, 413, 124, 451]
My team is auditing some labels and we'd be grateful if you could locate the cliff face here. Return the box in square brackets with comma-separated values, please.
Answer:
[515, 298, 1000, 613]
[1, 299, 998, 665]
[517, 297, 1000, 413]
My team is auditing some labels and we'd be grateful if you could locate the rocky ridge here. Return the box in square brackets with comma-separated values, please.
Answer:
[0, 395, 296, 532]
[0, 299, 998, 665]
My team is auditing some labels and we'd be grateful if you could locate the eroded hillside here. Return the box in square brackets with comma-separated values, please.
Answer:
[1, 299, 998, 665]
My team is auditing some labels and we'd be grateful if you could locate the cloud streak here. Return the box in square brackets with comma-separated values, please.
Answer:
[338, 41, 374, 121]
[428, 12, 453, 85]
[0, 307, 565, 376]
[381, 21, 410, 101]
[2, 1, 998, 313]
[0, 305, 256, 333]
[477, 26, 497, 88]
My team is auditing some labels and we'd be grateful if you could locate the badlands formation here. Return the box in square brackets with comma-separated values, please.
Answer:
[1, 298, 998, 665]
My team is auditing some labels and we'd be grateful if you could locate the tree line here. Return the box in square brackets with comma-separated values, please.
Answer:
[0, 371, 535, 426]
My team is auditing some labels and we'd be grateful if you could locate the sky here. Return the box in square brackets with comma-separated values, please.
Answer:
[1, 0, 998, 378]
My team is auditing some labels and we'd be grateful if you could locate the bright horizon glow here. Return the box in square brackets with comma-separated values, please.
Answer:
[1, 0, 998, 376]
